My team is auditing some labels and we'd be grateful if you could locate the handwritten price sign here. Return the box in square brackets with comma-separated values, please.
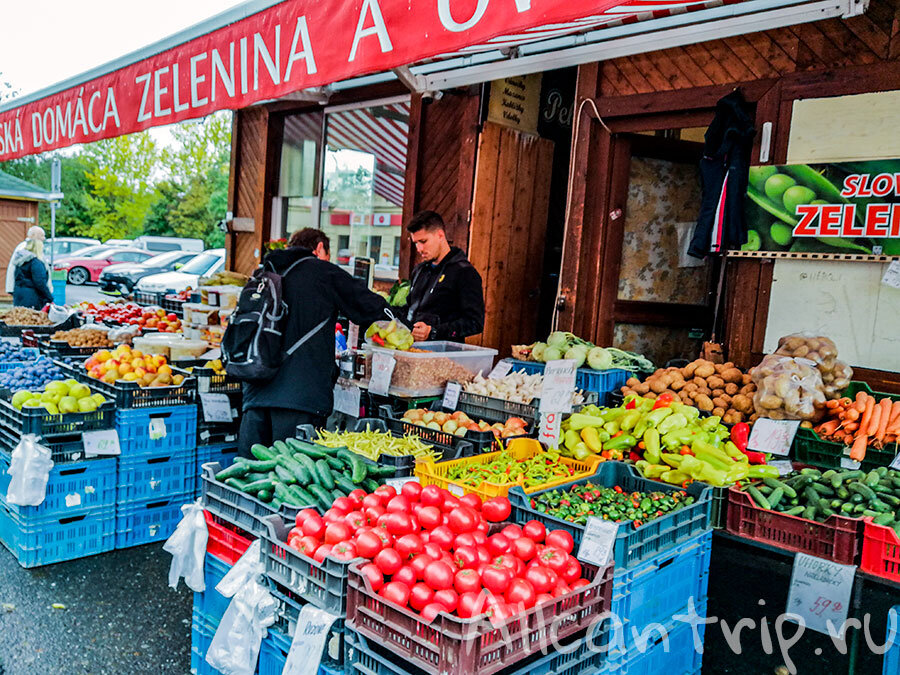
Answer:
[786, 552, 855, 635]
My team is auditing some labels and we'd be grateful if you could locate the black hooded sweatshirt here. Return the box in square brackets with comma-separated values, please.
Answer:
[400, 246, 485, 340]
[242, 246, 389, 416]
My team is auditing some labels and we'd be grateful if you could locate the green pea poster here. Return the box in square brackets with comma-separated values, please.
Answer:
[742, 159, 900, 255]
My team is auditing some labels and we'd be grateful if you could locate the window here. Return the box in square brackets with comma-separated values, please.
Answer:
[275, 110, 324, 240]
[338, 235, 350, 251]
[180, 252, 224, 275]
[110, 251, 151, 263]
[393, 237, 401, 267]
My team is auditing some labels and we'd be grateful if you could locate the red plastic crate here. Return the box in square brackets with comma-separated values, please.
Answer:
[346, 559, 613, 675]
[725, 487, 863, 565]
[860, 518, 900, 583]
[204, 509, 254, 565]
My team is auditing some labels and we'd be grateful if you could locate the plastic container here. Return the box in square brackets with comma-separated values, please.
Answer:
[725, 486, 863, 565]
[346, 557, 614, 675]
[0, 501, 114, 568]
[379, 404, 496, 456]
[0, 389, 115, 438]
[792, 427, 895, 472]
[609, 531, 711, 652]
[133, 290, 163, 306]
[0, 452, 116, 517]
[0, 424, 87, 464]
[204, 508, 254, 565]
[37, 337, 106, 358]
[201, 462, 307, 537]
[709, 485, 729, 530]
[258, 627, 292, 675]
[191, 609, 226, 675]
[194, 552, 231, 627]
[267, 578, 346, 662]
[456, 388, 599, 427]
[58, 358, 197, 409]
[414, 437, 598, 501]
[114, 492, 191, 549]
[194, 365, 241, 394]
[197, 442, 239, 474]
[0, 313, 81, 337]
[504, 359, 633, 398]
[860, 519, 900, 583]
[116, 404, 198, 456]
[116, 448, 193, 502]
[884, 606, 900, 675]
[605, 603, 706, 675]
[366, 341, 498, 397]
[508, 461, 712, 570]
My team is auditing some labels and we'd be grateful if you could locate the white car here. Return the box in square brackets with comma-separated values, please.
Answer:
[5, 236, 100, 293]
[135, 249, 226, 294]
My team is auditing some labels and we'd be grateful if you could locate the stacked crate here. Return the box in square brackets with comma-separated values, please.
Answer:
[193, 365, 241, 499]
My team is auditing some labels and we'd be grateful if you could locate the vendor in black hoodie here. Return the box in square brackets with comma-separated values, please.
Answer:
[238, 228, 389, 458]
[400, 211, 485, 342]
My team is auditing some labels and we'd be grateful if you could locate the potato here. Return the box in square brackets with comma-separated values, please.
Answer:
[742, 373, 753, 385]
[758, 394, 783, 410]
[722, 410, 743, 425]
[712, 388, 725, 398]
[693, 376, 707, 388]
[724, 382, 739, 396]
[749, 413, 760, 423]
[670, 378, 685, 391]
[694, 394, 714, 411]
[712, 397, 729, 409]
[721, 368, 743, 384]
[683, 382, 698, 393]
[625, 377, 641, 387]
[712, 406, 726, 417]
[696, 386, 711, 396]
[714, 363, 726, 374]
[731, 394, 752, 414]
[740, 384, 756, 396]
[683, 362, 698, 378]
[706, 376, 725, 390]
[695, 363, 716, 378]
[650, 378, 668, 394]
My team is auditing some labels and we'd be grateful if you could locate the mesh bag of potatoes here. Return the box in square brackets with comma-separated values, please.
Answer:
[751, 353, 827, 421]
[773, 333, 852, 400]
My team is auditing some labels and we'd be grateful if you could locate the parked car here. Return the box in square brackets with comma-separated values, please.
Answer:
[135, 249, 226, 294]
[98, 250, 200, 295]
[5, 236, 101, 293]
[54, 247, 154, 285]
[135, 236, 205, 253]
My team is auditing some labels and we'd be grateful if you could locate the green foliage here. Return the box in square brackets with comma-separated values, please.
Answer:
[1, 154, 92, 235]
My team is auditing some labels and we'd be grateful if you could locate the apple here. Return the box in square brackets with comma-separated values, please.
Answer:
[78, 398, 98, 413]
[69, 383, 92, 400]
[11, 390, 32, 410]
[58, 396, 78, 414]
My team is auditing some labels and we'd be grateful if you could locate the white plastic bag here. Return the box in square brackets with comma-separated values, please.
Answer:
[163, 500, 208, 592]
[46, 304, 71, 325]
[217, 539, 265, 598]
[206, 577, 276, 675]
[6, 434, 53, 506]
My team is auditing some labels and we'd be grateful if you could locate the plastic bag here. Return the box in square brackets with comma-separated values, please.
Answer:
[774, 333, 853, 400]
[107, 324, 140, 343]
[751, 354, 827, 421]
[46, 304, 71, 325]
[364, 318, 413, 350]
[163, 500, 208, 592]
[216, 540, 264, 598]
[5, 434, 53, 506]
[206, 577, 276, 675]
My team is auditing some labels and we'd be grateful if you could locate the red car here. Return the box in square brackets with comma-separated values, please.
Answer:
[54, 247, 153, 285]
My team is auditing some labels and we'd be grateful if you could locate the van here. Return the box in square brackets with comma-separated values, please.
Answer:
[133, 236, 205, 253]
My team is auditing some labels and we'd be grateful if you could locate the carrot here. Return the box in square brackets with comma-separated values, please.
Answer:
[859, 396, 875, 436]
[843, 422, 859, 433]
[875, 398, 892, 444]
[850, 434, 868, 461]
[826, 400, 839, 409]
[887, 401, 900, 429]
[818, 419, 840, 436]
[867, 405, 882, 437]
[844, 408, 860, 422]
[855, 391, 868, 412]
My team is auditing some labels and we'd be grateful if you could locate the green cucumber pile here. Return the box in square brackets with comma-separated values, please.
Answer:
[214, 437, 396, 511]
[741, 466, 900, 534]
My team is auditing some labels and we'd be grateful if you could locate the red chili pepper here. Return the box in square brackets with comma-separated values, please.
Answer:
[653, 392, 674, 409]
[743, 449, 767, 465]
[561, 499, 570, 506]
[612, 431, 623, 438]
[679, 445, 694, 456]
[371, 334, 386, 346]
[681, 480, 692, 489]
[731, 423, 750, 452]
[629, 451, 642, 463]
[613, 486, 623, 494]
[625, 398, 637, 409]
[632, 520, 643, 528]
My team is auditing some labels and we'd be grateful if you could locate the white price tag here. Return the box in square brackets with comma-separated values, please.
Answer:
[386, 477, 419, 491]
[488, 360, 512, 380]
[149, 418, 167, 440]
[577, 517, 618, 566]
[538, 411, 562, 449]
[347, 321, 359, 351]
[442, 382, 462, 410]
[200, 393, 234, 423]
[65, 493, 82, 508]
[881, 260, 900, 289]
[786, 552, 855, 636]
[283, 605, 341, 675]
[333, 380, 361, 416]
[747, 418, 800, 456]
[198, 377, 210, 394]
[841, 457, 862, 470]
[539, 360, 577, 413]
[891, 453, 900, 471]
[369, 352, 395, 397]
[83, 429, 121, 457]
[447, 483, 465, 497]
[769, 460, 794, 476]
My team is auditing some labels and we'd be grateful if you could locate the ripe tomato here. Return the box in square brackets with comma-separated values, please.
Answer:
[429, 526, 455, 550]
[524, 565, 554, 594]
[475, 546, 492, 565]
[452, 545, 479, 570]
[410, 554, 436, 580]
[571, 579, 590, 589]
[297, 535, 319, 557]
[355, 530, 385, 559]
[295, 509, 318, 528]
[545, 530, 575, 554]
[471, 530, 487, 546]
[454, 532, 477, 549]
[385, 512, 415, 536]
[313, 544, 333, 562]
[454, 568, 481, 595]
[459, 493, 482, 511]
[420, 603, 445, 622]
[420, 484, 444, 508]
[409, 583, 435, 611]
[362, 494, 383, 510]
[401, 482, 422, 502]
[370, 527, 393, 547]
[457, 591, 487, 618]
[374, 548, 403, 576]
[344, 511, 366, 531]
[441, 495, 461, 513]
[501, 524, 523, 540]
[522, 520, 546, 543]
[481, 563, 512, 595]
[395, 534, 424, 559]
[386, 495, 411, 513]
[365, 505, 386, 523]
[380, 581, 410, 607]
[510, 537, 537, 562]
[394, 565, 418, 588]
[423, 561, 455, 591]
[330, 541, 358, 561]
[537, 547, 569, 573]
[505, 578, 536, 609]
[551, 581, 571, 598]
[325, 522, 351, 545]
[323, 509, 345, 525]
[433, 588, 458, 613]
[488, 600, 512, 627]
[301, 515, 326, 538]
[482, 497, 512, 522]
[374, 485, 397, 501]
[332, 497, 355, 514]
[423, 542, 443, 560]
[487, 534, 511, 556]
[417, 506, 442, 530]
[536, 593, 553, 605]
[348, 489, 366, 504]
[561, 556, 582, 584]
[498, 554, 523, 577]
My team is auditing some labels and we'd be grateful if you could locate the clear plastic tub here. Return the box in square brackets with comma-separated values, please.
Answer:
[365, 341, 497, 397]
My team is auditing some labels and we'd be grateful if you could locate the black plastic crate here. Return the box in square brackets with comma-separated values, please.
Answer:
[0, 424, 90, 464]
[37, 338, 105, 358]
[133, 290, 162, 306]
[161, 295, 185, 318]
[56, 358, 197, 409]
[456, 387, 599, 428]
[0, 314, 81, 337]
[379, 404, 494, 456]
[0, 387, 114, 437]
[194, 365, 241, 394]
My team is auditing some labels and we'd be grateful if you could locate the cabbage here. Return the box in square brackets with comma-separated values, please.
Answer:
[565, 345, 588, 368]
[587, 347, 613, 371]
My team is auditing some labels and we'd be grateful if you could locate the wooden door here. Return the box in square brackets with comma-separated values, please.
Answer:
[468, 122, 554, 353]
[0, 199, 33, 294]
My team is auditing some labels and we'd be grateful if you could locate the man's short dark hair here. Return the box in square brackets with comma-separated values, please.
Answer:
[289, 228, 330, 254]
[407, 210, 445, 234]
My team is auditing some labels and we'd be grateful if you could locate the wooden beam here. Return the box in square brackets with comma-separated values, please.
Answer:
[613, 300, 709, 327]
[455, 93, 480, 254]
[780, 60, 900, 99]
[225, 111, 241, 271]
[400, 94, 423, 277]
[592, 79, 775, 118]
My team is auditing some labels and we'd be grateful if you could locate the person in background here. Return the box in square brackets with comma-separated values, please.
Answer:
[238, 227, 389, 458]
[401, 211, 485, 342]
[12, 226, 53, 309]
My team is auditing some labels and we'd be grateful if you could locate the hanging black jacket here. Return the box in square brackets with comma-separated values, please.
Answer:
[688, 90, 756, 258]
[242, 247, 389, 417]
[400, 247, 485, 341]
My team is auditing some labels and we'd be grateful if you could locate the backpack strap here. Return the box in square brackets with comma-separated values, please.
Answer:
[285, 317, 330, 356]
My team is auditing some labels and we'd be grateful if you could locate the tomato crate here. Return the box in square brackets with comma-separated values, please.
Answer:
[267, 577, 347, 660]
[792, 427, 895, 472]
[346, 556, 613, 675]
[116, 404, 197, 456]
[116, 447, 193, 502]
[201, 462, 308, 538]
[261, 514, 352, 616]
[508, 461, 712, 570]
[609, 531, 711, 653]
[0, 501, 114, 568]
[379, 404, 495, 456]
[193, 552, 231, 627]
[114, 491, 192, 549]
[57, 358, 197, 409]
[0, 388, 114, 438]
[725, 486, 864, 565]
[204, 508, 254, 565]
[504, 359, 633, 401]
[345, 620, 611, 675]
[861, 518, 900, 583]
[455, 387, 599, 428]
[0, 452, 116, 518]
[605, 602, 706, 675]
[414, 437, 596, 502]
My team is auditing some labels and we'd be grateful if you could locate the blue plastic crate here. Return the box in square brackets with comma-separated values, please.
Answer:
[609, 531, 711, 652]
[885, 606, 900, 675]
[0, 452, 116, 518]
[115, 491, 192, 549]
[197, 442, 238, 473]
[0, 501, 114, 568]
[606, 603, 706, 675]
[509, 461, 712, 570]
[116, 448, 193, 503]
[258, 628, 345, 675]
[116, 404, 197, 456]
[505, 358, 632, 400]
[191, 610, 226, 675]
[267, 577, 345, 662]
[193, 553, 231, 628]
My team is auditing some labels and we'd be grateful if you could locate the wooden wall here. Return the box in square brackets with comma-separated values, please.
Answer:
[226, 107, 270, 276]
[0, 198, 36, 295]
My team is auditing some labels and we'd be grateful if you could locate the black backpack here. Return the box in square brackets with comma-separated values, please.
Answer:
[222, 257, 327, 382]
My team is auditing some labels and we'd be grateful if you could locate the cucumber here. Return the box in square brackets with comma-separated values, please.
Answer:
[337, 449, 368, 484]
[865, 470, 882, 487]
[802, 505, 817, 520]
[748, 486, 771, 509]
[294, 454, 319, 482]
[278, 456, 311, 484]
[849, 482, 876, 501]
[325, 456, 344, 471]
[811, 483, 834, 496]
[315, 459, 336, 490]
[307, 484, 334, 511]
[763, 478, 796, 499]
[238, 459, 279, 472]
[273, 440, 291, 456]
[367, 465, 398, 478]
[873, 513, 895, 526]
[243, 479, 276, 495]
[784, 505, 805, 516]
[362, 477, 381, 493]
[334, 474, 358, 495]
[225, 477, 249, 491]
[287, 437, 330, 459]
[250, 444, 277, 461]
[257, 489, 273, 502]
[275, 482, 307, 506]
[332, 488, 347, 501]
[768, 487, 785, 510]
[289, 484, 318, 506]
[245, 471, 272, 482]
[274, 465, 298, 485]
[216, 463, 249, 481]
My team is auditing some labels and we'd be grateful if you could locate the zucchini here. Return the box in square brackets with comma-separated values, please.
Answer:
[315, 459, 336, 490]
[337, 449, 368, 484]
[274, 465, 298, 485]
[216, 463, 249, 481]
[243, 478, 276, 495]
[250, 444, 277, 461]
[334, 474, 358, 495]
[307, 484, 334, 511]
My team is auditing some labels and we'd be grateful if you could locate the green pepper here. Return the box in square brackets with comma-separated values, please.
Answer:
[662, 428, 695, 450]
[657, 413, 688, 435]
[580, 427, 604, 453]
[568, 413, 607, 431]
[643, 428, 661, 464]
[618, 410, 642, 432]
[603, 434, 637, 451]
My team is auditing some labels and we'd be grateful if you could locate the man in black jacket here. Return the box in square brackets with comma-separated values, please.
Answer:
[238, 228, 389, 457]
[401, 211, 485, 342]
